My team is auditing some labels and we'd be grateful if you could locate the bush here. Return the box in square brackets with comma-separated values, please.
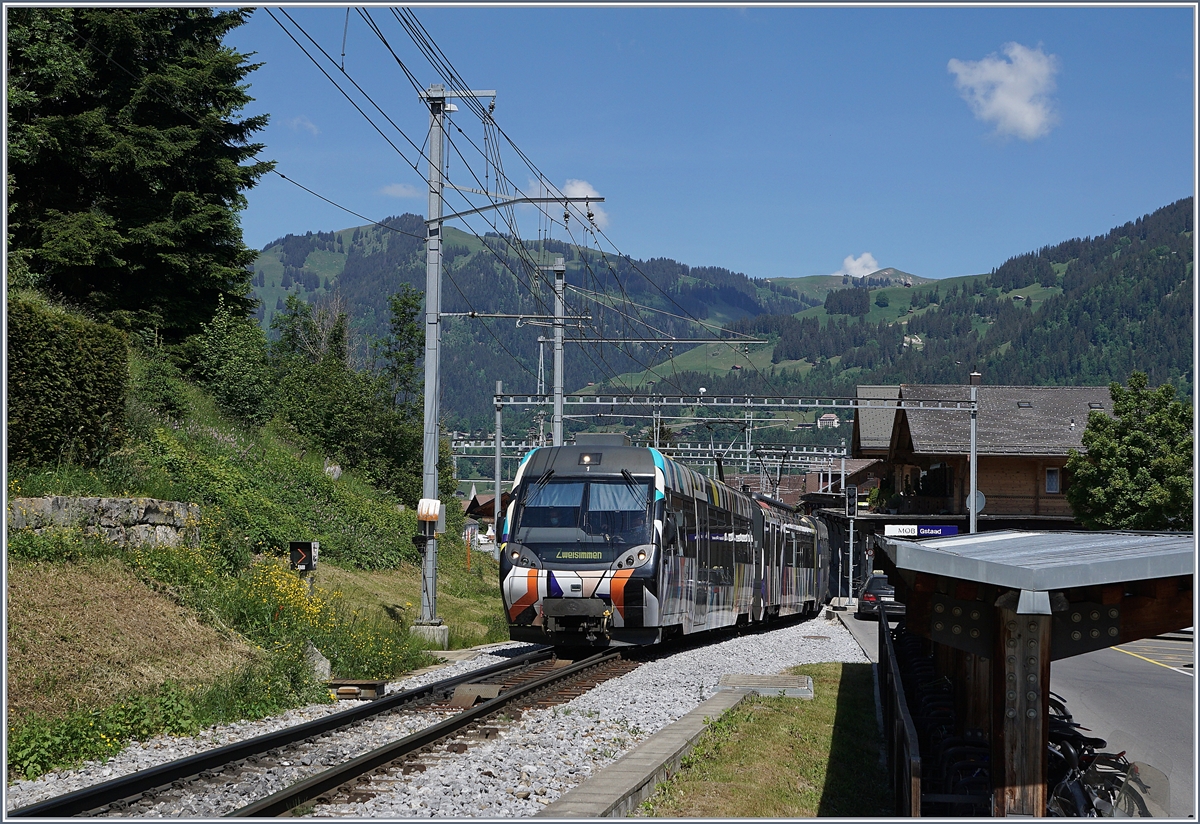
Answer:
[7, 291, 128, 465]
[198, 296, 273, 425]
[131, 351, 191, 421]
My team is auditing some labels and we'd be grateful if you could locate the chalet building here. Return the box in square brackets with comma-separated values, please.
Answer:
[817, 412, 841, 429]
[815, 380, 1111, 598]
[881, 383, 1110, 519]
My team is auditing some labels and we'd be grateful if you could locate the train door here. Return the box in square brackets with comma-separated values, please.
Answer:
[661, 493, 690, 625]
[693, 500, 709, 630]
[783, 526, 799, 615]
[680, 497, 700, 634]
[707, 505, 734, 628]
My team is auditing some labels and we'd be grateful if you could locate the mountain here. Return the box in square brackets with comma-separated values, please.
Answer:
[250, 221, 819, 427]
[768, 268, 935, 300]
[621, 198, 1193, 400]
[251, 198, 1193, 429]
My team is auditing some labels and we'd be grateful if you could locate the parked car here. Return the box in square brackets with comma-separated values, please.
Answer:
[855, 573, 905, 620]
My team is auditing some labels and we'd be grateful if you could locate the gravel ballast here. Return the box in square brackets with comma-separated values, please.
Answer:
[6, 614, 868, 818]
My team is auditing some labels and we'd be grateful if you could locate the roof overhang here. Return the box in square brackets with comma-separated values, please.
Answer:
[883, 530, 1194, 591]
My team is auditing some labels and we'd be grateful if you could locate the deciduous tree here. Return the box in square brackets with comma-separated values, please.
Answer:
[1065, 372, 1193, 530]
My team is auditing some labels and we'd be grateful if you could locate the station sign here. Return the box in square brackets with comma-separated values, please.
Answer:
[883, 524, 959, 538]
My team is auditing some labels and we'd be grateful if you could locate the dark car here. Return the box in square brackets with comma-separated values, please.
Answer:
[855, 573, 905, 620]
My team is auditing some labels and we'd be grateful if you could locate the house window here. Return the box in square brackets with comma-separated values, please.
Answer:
[1046, 468, 1061, 494]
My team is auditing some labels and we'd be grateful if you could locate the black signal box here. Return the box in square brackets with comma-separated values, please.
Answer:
[290, 541, 319, 571]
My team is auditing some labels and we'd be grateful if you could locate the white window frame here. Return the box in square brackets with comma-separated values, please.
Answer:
[1046, 467, 1061, 494]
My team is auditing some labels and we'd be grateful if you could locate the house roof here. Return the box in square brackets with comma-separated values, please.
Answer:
[896, 384, 1111, 456]
[464, 492, 511, 520]
[884, 530, 1193, 591]
[854, 385, 900, 454]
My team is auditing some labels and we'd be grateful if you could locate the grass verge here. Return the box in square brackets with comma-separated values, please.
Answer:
[634, 662, 891, 817]
[5, 532, 438, 782]
[6, 349, 505, 784]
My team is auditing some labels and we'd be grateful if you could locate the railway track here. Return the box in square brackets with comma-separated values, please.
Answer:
[232, 650, 637, 817]
[8, 648, 638, 818]
[7, 648, 553, 818]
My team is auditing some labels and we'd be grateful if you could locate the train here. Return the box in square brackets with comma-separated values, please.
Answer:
[498, 444, 832, 647]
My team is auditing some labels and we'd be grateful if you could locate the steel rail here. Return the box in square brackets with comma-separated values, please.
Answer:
[8, 648, 553, 818]
[227, 650, 623, 817]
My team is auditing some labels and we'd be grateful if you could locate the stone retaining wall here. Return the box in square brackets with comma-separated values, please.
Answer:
[7, 496, 200, 548]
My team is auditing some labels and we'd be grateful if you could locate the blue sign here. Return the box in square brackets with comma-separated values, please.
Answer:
[917, 525, 958, 537]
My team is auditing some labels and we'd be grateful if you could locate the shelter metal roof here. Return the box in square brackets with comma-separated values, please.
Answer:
[884, 530, 1194, 591]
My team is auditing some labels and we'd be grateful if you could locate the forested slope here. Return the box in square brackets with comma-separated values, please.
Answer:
[252, 219, 818, 427]
[254, 198, 1193, 425]
[709, 198, 1193, 398]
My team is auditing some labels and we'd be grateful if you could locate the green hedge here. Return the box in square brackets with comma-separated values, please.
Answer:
[7, 292, 128, 465]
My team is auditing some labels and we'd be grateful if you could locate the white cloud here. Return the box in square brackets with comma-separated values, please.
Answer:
[380, 183, 423, 198]
[287, 115, 320, 136]
[948, 42, 1059, 140]
[833, 252, 880, 278]
[562, 179, 609, 229]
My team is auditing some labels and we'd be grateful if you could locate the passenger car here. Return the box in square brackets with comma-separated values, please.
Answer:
[855, 573, 904, 619]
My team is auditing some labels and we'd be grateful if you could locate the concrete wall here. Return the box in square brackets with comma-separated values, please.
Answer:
[7, 496, 200, 548]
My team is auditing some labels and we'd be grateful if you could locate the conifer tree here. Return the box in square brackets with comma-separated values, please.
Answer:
[6, 8, 272, 340]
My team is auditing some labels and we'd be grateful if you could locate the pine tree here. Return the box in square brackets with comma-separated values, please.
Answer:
[6, 8, 272, 340]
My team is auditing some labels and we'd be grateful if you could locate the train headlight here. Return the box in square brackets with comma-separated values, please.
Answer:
[637, 550, 646, 561]
[625, 555, 634, 566]
[510, 550, 520, 561]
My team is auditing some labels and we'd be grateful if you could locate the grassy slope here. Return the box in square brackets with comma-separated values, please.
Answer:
[6, 557, 254, 722]
[6, 361, 506, 727]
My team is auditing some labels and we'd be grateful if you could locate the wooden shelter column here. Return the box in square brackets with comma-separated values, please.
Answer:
[956, 649, 991, 735]
[992, 604, 1051, 816]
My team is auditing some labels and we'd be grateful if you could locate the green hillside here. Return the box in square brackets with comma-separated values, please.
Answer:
[630, 198, 1193, 400]
[250, 199, 1193, 427]
[249, 219, 822, 428]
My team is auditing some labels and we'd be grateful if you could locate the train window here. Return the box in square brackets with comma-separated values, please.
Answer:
[681, 503, 697, 558]
[585, 481, 650, 544]
[732, 515, 752, 565]
[519, 481, 584, 528]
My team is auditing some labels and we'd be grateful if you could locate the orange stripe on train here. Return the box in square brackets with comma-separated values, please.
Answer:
[609, 568, 634, 618]
[507, 569, 541, 620]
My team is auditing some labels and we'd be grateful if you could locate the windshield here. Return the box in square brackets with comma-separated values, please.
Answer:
[514, 478, 651, 562]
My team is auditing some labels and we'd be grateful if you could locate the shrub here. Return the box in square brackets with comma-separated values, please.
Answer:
[7, 291, 128, 465]
[130, 351, 191, 421]
[198, 296, 273, 425]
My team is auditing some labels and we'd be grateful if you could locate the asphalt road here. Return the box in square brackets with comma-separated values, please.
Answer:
[838, 611, 1194, 817]
[1051, 637, 1195, 819]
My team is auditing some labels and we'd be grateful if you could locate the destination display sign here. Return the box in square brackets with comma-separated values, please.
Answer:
[883, 524, 959, 538]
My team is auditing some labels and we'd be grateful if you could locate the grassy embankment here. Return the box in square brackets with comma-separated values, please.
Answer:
[6, 353, 504, 783]
[636, 662, 891, 817]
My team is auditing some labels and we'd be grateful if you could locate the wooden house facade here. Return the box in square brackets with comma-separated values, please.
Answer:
[875, 384, 1111, 519]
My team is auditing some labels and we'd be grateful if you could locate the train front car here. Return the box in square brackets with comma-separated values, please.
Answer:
[499, 445, 664, 647]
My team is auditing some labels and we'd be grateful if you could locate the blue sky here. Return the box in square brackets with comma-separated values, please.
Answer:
[227, 5, 1196, 281]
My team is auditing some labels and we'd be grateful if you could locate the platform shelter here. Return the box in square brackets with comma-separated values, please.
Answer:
[876, 529, 1193, 816]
